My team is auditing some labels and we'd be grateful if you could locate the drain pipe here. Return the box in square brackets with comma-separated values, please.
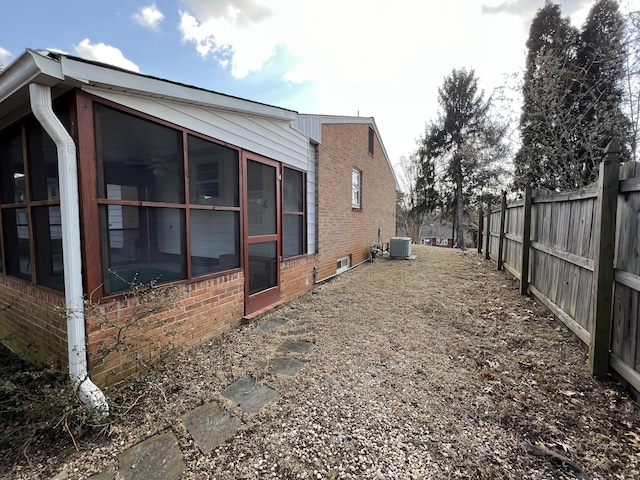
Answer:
[29, 83, 108, 415]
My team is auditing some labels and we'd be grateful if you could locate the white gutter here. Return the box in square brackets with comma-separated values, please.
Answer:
[29, 83, 108, 415]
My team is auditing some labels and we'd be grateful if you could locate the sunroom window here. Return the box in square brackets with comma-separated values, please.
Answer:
[188, 134, 240, 276]
[283, 167, 305, 258]
[95, 105, 242, 294]
[96, 105, 186, 293]
[0, 105, 67, 290]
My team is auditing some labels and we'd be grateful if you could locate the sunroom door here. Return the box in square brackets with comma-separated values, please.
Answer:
[244, 155, 281, 315]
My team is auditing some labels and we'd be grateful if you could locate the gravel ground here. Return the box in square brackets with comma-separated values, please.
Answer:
[2, 245, 640, 479]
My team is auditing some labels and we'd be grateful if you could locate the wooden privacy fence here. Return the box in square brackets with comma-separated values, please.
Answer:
[479, 142, 640, 391]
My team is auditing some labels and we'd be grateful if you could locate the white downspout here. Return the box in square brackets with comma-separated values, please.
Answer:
[29, 83, 108, 415]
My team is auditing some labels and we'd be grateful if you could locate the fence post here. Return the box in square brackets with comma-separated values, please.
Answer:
[520, 186, 532, 295]
[497, 192, 507, 271]
[485, 201, 491, 260]
[477, 208, 483, 254]
[588, 140, 620, 378]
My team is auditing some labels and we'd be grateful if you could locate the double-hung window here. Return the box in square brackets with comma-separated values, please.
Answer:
[352, 168, 362, 209]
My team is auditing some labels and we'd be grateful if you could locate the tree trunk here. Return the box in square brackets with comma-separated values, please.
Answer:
[455, 158, 465, 249]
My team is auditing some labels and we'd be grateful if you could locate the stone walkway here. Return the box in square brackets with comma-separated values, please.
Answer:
[87, 314, 312, 480]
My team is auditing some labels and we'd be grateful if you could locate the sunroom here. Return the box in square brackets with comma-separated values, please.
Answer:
[0, 49, 315, 391]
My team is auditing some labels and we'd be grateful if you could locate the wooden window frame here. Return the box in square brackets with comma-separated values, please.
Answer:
[75, 92, 246, 300]
[282, 166, 307, 259]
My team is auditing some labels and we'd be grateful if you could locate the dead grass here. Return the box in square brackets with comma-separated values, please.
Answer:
[1, 245, 639, 479]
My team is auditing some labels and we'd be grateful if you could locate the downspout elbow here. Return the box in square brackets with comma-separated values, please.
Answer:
[29, 82, 108, 415]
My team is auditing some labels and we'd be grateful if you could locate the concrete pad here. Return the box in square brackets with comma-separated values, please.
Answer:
[87, 466, 115, 480]
[221, 375, 280, 413]
[118, 430, 185, 480]
[255, 317, 287, 332]
[182, 402, 244, 454]
[277, 339, 315, 355]
[269, 357, 306, 376]
[391, 254, 418, 260]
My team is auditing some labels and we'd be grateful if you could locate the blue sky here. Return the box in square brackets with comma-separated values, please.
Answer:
[1, 0, 635, 167]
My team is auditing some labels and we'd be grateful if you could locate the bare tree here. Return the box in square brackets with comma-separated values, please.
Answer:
[396, 154, 428, 242]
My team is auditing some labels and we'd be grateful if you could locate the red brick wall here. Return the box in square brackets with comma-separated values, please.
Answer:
[0, 277, 67, 368]
[86, 256, 316, 385]
[0, 255, 314, 387]
[86, 271, 244, 385]
[316, 123, 396, 280]
[280, 254, 315, 302]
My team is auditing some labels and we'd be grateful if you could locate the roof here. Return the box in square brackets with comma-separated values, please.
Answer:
[0, 49, 297, 130]
[419, 216, 454, 238]
[295, 114, 399, 189]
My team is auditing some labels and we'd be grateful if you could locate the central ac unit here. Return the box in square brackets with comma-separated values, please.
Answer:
[390, 237, 412, 258]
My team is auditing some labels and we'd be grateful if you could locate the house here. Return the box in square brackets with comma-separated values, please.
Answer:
[294, 115, 398, 281]
[419, 215, 454, 248]
[0, 49, 397, 395]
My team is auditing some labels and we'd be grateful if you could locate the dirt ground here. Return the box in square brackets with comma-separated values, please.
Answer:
[1, 245, 639, 479]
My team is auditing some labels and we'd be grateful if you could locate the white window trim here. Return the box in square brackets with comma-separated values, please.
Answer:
[336, 255, 350, 274]
[352, 168, 361, 209]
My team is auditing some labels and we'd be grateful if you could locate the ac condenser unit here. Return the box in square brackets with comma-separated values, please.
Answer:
[390, 237, 412, 258]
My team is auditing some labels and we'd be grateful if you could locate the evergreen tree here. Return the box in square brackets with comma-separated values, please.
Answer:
[624, 9, 640, 161]
[515, 0, 630, 190]
[575, 0, 629, 182]
[515, 1, 579, 190]
[415, 68, 507, 249]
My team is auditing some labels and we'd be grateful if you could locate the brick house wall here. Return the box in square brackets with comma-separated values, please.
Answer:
[0, 277, 67, 368]
[316, 123, 396, 281]
[86, 271, 245, 385]
[86, 255, 315, 385]
[280, 254, 316, 303]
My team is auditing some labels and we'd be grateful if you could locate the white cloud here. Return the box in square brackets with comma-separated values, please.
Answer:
[0, 46, 12, 67]
[74, 39, 140, 72]
[181, 0, 273, 27]
[179, 10, 275, 78]
[179, 0, 636, 164]
[133, 4, 165, 31]
[178, 0, 533, 162]
[481, 0, 592, 19]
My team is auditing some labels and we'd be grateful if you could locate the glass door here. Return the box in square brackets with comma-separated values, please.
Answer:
[244, 156, 281, 314]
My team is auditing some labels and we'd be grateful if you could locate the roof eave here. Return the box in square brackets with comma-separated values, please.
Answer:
[0, 50, 76, 129]
[59, 56, 297, 121]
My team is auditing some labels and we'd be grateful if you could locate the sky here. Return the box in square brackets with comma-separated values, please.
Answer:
[1, 0, 638, 170]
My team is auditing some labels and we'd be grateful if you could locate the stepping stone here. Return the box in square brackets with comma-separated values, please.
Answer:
[277, 339, 315, 355]
[221, 375, 279, 413]
[269, 357, 306, 376]
[182, 402, 244, 454]
[255, 317, 287, 332]
[118, 430, 185, 480]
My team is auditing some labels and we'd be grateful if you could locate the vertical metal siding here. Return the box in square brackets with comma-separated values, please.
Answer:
[307, 143, 316, 254]
[293, 116, 322, 143]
